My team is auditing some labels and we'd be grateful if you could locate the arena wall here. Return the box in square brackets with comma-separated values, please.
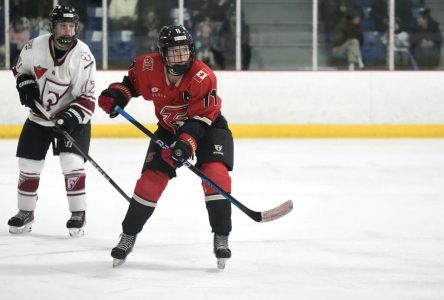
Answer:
[1, 70, 444, 138]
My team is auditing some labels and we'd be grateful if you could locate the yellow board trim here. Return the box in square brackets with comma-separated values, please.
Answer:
[1, 124, 444, 139]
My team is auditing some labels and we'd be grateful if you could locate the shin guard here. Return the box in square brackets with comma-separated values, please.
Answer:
[17, 158, 44, 211]
[122, 198, 155, 235]
[206, 200, 232, 236]
[200, 162, 232, 235]
[60, 153, 86, 212]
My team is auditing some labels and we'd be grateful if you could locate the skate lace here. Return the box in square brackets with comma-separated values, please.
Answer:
[214, 234, 229, 250]
[117, 234, 136, 251]
[69, 211, 85, 221]
[16, 210, 32, 220]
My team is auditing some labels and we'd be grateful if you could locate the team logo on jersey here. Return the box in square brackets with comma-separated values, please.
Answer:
[193, 69, 209, 83]
[34, 65, 48, 80]
[66, 175, 80, 191]
[151, 87, 159, 93]
[143, 56, 154, 71]
[160, 104, 189, 133]
[41, 78, 70, 111]
[213, 145, 224, 155]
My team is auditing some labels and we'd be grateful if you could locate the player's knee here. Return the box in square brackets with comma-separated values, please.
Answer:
[59, 152, 84, 173]
[200, 162, 231, 196]
[19, 157, 45, 174]
[134, 170, 169, 203]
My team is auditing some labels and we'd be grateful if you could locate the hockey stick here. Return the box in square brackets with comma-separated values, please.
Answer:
[115, 106, 293, 222]
[34, 102, 131, 202]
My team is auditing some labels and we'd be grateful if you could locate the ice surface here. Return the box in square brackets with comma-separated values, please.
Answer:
[1, 138, 444, 300]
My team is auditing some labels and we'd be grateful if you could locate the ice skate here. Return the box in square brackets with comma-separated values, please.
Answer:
[66, 211, 86, 237]
[8, 210, 34, 234]
[214, 233, 231, 269]
[111, 233, 137, 267]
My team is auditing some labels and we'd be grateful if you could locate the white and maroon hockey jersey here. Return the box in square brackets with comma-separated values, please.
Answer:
[13, 33, 97, 127]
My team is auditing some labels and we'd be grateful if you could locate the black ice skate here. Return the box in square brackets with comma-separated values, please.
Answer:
[111, 233, 137, 267]
[8, 210, 34, 234]
[66, 211, 86, 237]
[214, 233, 231, 269]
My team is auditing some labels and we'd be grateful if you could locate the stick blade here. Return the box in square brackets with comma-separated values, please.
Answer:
[260, 200, 293, 222]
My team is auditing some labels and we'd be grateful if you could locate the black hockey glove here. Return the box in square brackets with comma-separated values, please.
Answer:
[55, 107, 83, 134]
[161, 133, 197, 168]
[170, 139, 193, 167]
[16, 74, 41, 112]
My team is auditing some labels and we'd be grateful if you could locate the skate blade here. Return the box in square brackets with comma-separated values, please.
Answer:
[113, 258, 126, 268]
[9, 222, 33, 234]
[217, 258, 229, 269]
[68, 227, 85, 238]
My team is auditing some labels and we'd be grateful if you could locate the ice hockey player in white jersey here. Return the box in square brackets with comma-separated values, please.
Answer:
[8, 5, 97, 237]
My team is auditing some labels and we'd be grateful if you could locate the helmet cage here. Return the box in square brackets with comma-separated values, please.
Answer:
[157, 25, 195, 75]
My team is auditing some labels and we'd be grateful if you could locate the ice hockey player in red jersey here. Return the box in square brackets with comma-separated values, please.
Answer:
[98, 25, 234, 269]
[8, 5, 96, 237]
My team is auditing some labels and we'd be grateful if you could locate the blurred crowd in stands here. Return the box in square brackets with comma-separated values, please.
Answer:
[0, 0, 443, 70]
[0, 0, 250, 70]
[321, 0, 443, 70]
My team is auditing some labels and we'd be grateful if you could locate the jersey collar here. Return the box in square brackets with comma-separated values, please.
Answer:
[49, 35, 77, 66]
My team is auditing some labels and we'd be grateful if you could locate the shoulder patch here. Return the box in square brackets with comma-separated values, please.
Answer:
[143, 55, 154, 71]
[193, 69, 209, 83]
[34, 66, 48, 79]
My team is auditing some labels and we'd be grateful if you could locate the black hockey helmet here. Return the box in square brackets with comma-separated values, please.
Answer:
[157, 25, 195, 75]
[49, 5, 79, 46]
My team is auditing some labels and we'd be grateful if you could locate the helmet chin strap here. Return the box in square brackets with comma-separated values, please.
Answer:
[55, 35, 76, 49]
[167, 63, 191, 76]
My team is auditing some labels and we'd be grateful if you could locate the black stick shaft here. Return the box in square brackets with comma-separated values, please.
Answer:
[35, 102, 131, 202]
[115, 106, 263, 221]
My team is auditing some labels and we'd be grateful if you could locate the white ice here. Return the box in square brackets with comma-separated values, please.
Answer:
[1, 138, 444, 300]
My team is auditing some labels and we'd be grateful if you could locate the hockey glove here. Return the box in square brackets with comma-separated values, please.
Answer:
[16, 74, 41, 112]
[55, 107, 83, 134]
[98, 84, 130, 118]
[161, 133, 197, 168]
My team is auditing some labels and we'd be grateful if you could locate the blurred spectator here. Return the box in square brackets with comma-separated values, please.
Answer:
[210, 0, 234, 23]
[332, 12, 365, 70]
[371, 0, 413, 32]
[190, 0, 213, 26]
[108, 0, 138, 30]
[381, 17, 410, 67]
[219, 13, 251, 70]
[409, 8, 443, 69]
[10, 17, 31, 66]
[320, 0, 361, 39]
[137, 0, 175, 27]
[135, 7, 161, 54]
[10, 0, 45, 21]
[195, 16, 225, 69]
